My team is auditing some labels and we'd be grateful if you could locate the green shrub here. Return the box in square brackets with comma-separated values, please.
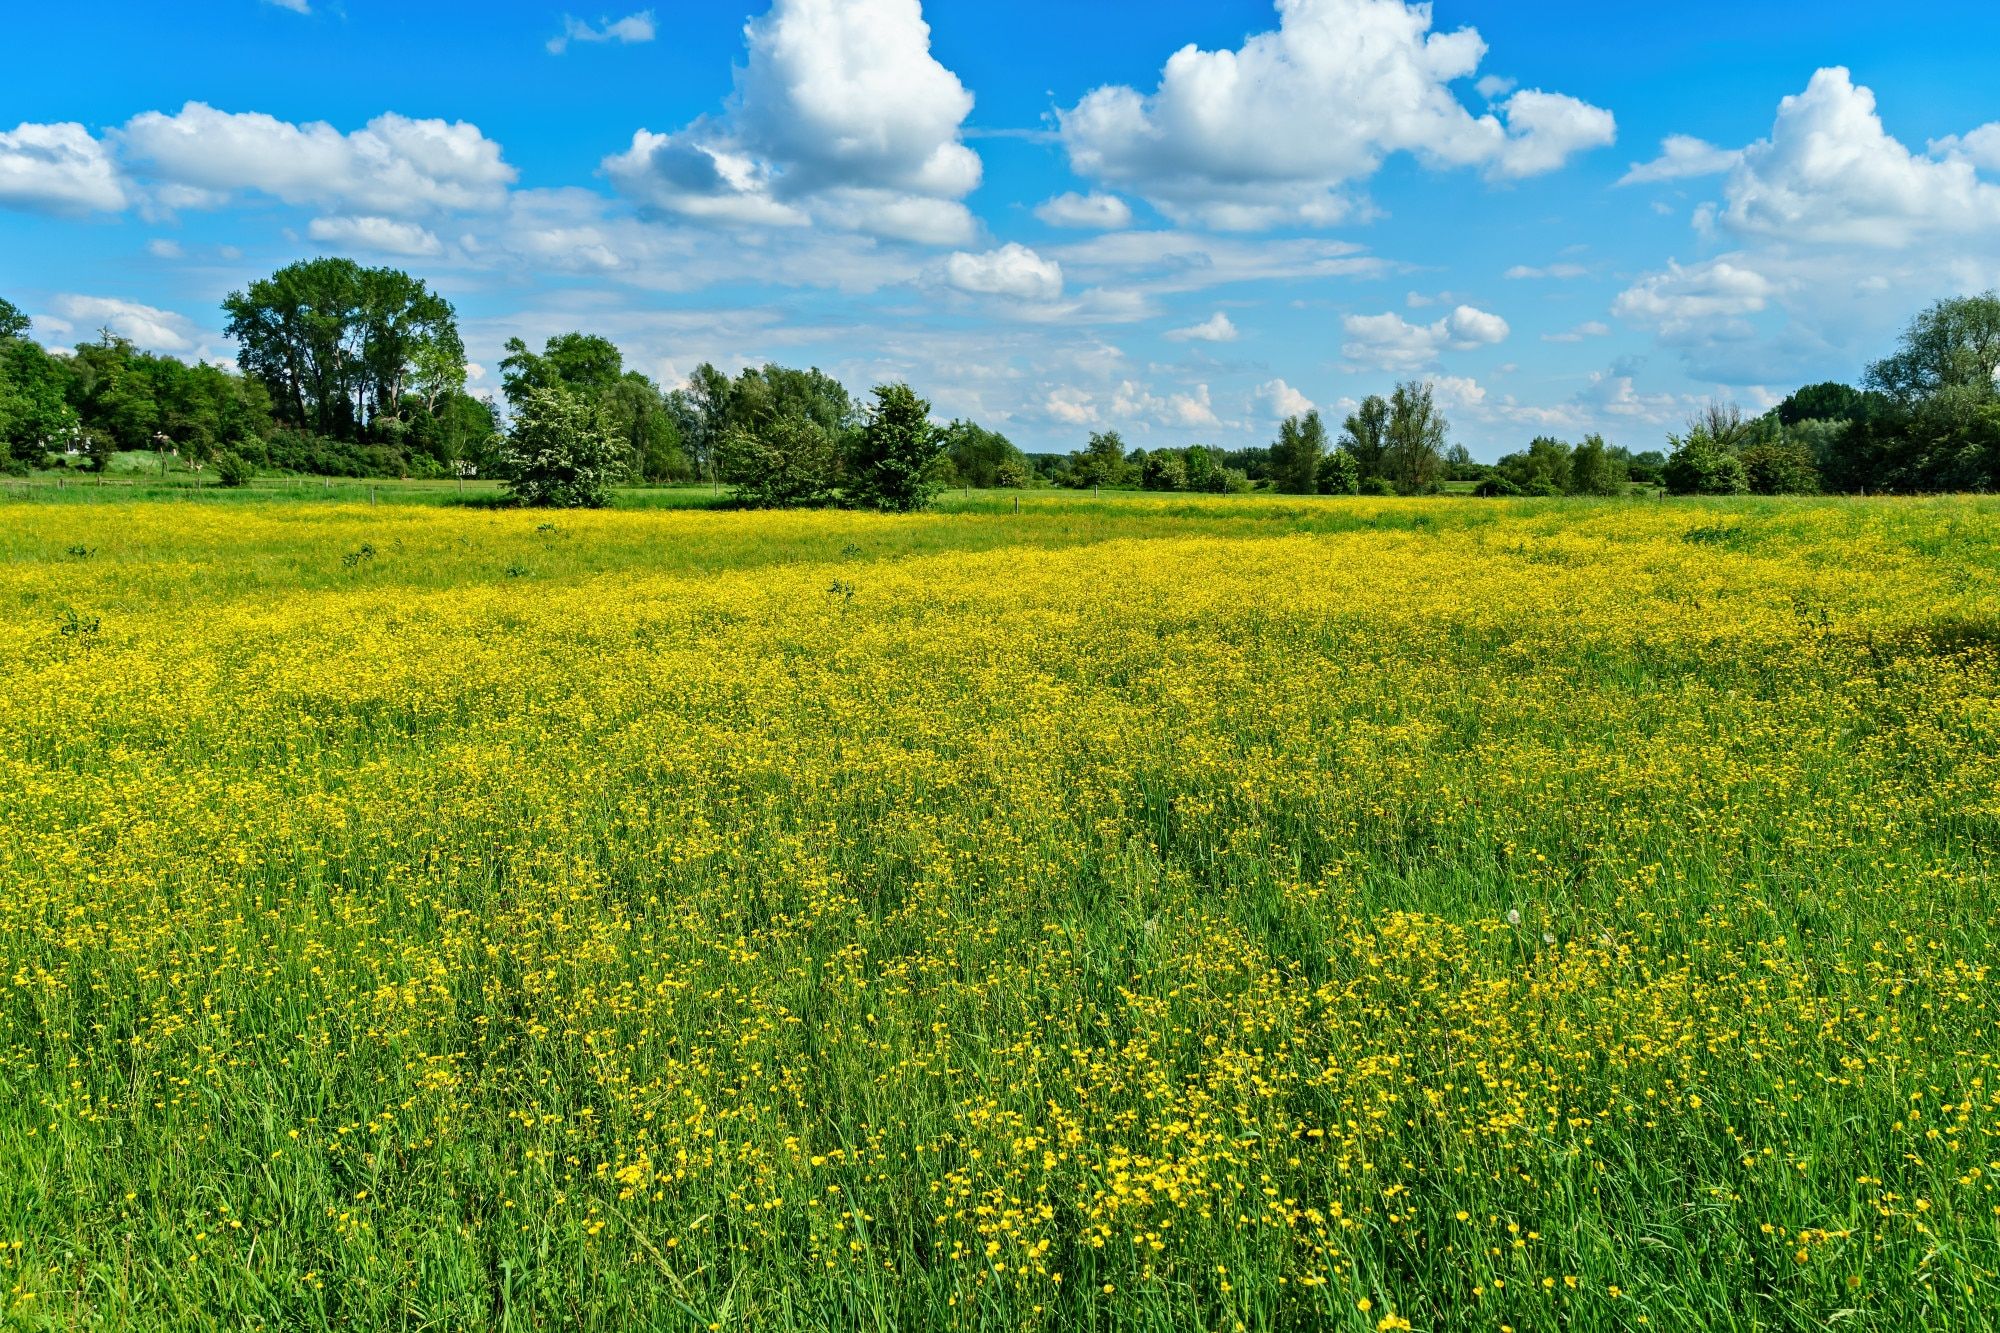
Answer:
[215, 451, 254, 488]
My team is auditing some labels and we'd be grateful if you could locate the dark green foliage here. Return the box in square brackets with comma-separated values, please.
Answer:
[1569, 435, 1628, 496]
[1, 332, 80, 463]
[850, 383, 947, 512]
[1473, 474, 1521, 498]
[1317, 447, 1360, 495]
[0, 297, 28, 341]
[719, 411, 842, 508]
[1866, 292, 2000, 406]
[1338, 395, 1389, 483]
[1497, 437, 1572, 495]
[1269, 410, 1327, 494]
[1069, 430, 1129, 487]
[1384, 381, 1448, 495]
[1739, 433, 1821, 495]
[215, 451, 254, 488]
[1776, 381, 1869, 427]
[223, 258, 462, 446]
[1141, 451, 1188, 492]
[1663, 430, 1750, 495]
[502, 387, 624, 509]
[941, 419, 1025, 489]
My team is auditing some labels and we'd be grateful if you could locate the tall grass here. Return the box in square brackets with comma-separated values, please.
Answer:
[1, 494, 1996, 1330]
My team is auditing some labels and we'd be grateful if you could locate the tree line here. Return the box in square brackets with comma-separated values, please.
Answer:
[6, 271, 1996, 503]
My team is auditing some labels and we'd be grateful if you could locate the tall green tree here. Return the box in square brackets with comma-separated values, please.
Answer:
[0, 297, 28, 341]
[850, 383, 947, 512]
[1339, 395, 1390, 484]
[223, 257, 462, 444]
[1568, 434, 1627, 496]
[1071, 430, 1128, 487]
[1866, 292, 2000, 405]
[1269, 410, 1327, 494]
[1384, 381, 1448, 495]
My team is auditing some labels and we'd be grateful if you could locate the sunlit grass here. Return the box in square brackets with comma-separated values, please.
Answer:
[2, 493, 1997, 1330]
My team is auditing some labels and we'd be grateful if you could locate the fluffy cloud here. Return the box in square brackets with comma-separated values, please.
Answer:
[1254, 378, 1315, 418]
[1164, 312, 1238, 343]
[1055, 0, 1613, 229]
[48, 295, 200, 354]
[1051, 231, 1383, 296]
[1034, 191, 1133, 230]
[307, 215, 444, 256]
[261, 0, 310, 12]
[548, 11, 656, 55]
[943, 243, 1064, 301]
[1713, 69, 2000, 246]
[1112, 379, 1220, 428]
[1618, 134, 1741, 185]
[1341, 304, 1510, 369]
[119, 103, 515, 217]
[0, 122, 127, 215]
[1612, 258, 1774, 342]
[606, 0, 980, 244]
[1931, 123, 2000, 172]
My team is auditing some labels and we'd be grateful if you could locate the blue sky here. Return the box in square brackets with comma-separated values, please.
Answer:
[4, 0, 1999, 457]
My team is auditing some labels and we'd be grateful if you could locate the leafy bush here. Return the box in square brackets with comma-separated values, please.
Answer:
[502, 387, 624, 509]
[1361, 476, 1397, 497]
[1473, 474, 1521, 498]
[848, 383, 946, 512]
[1663, 433, 1750, 495]
[215, 451, 254, 488]
[1317, 448, 1361, 495]
[719, 411, 842, 508]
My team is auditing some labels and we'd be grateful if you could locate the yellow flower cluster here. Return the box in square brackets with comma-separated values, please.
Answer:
[0, 493, 1997, 1330]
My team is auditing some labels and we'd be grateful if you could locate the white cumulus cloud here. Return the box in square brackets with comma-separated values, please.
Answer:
[307, 215, 445, 256]
[119, 103, 516, 217]
[49, 295, 200, 354]
[1164, 312, 1238, 343]
[1055, 0, 1614, 230]
[1619, 134, 1742, 185]
[1255, 378, 1315, 418]
[943, 243, 1064, 301]
[0, 122, 128, 215]
[1034, 191, 1133, 229]
[1341, 304, 1510, 370]
[605, 0, 981, 244]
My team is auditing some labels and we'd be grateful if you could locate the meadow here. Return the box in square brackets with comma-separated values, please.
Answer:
[2, 491, 1997, 1331]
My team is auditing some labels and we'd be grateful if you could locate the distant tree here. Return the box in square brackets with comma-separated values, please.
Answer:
[1384, 381, 1448, 494]
[1182, 444, 1220, 493]
[994, 455, 1035, 489]
[223, 257, 461, 444]
[1498, 436, 1573, 495]
[719, 411, 842, 508]
[1, 335, 78, 464]
[1663, 421, 1750, 495]
[1568, 434, 1628, 496]
[1270, 410, 1327, 494]
[1071, 430, 1128, 487]
[1776, 381, 1869, 427]
[1626, 449, 1668, 486]
[1866, 292, 2000, 406]
[502, 386, 623, 508]
[1317, 447, 1361, 495]
[942, 419, 1025, 489]
[1339, 395, 1390, 484]
[1141, 450, 1188, 492]
[215, 450, 255, 488]
[673, 362, 733, 484]
[850, 382, 947, 512]
[1740, 432, 1821, 495]
[0, 297, 28, 341]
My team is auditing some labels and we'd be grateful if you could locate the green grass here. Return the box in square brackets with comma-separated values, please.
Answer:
[1, 491, 1998, 1331]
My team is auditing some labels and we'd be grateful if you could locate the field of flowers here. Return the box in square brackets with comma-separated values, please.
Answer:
[2, 492, 1998, 1331]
